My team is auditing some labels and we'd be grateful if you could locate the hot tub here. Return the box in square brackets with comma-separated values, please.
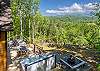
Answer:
[20, 54, 56, 71]
[59, 56, 91, 71]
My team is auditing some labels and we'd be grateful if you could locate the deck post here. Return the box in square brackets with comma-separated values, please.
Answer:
[33, 45, 35, 53]
[55, 54, 56, 68]
[25, 64, 27, 71]
[0, 31, 7, 71]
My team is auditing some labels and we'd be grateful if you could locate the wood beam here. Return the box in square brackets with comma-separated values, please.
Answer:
[0, 31, 7, 71]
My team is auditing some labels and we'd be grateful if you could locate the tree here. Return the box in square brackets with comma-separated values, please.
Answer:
[10, 0, 39, 43]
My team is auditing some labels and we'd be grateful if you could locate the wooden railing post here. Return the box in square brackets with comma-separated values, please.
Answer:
[0, 32, 7, 71]
[25, 64, 27, 71]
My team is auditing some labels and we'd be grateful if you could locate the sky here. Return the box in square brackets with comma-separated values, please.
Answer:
[39, 0, 100, 16]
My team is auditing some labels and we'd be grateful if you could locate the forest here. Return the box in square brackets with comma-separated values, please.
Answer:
[8, 0, 100, 70]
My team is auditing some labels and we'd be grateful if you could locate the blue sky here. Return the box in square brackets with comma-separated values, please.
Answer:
[39, 0, 100, 16]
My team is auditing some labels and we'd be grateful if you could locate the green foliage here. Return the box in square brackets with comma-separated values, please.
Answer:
[95, 7, 100, 50]
[33, 0, 40, 14]
[42, 16, 98, 47]
[96, 10, 100, 26]
[9, 0, 40, 43]
[97, 64, 100, 71]
[9, 0, 100, 49]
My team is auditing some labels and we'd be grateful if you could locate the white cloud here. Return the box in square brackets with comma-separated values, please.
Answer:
[84, 3, 98, 10]
[46, 3, 84, 14]
[59, 3, 83, 12]
[46, 10, 66, 14]
[46, 3, 100, 15]
[70, 3, 82, 11]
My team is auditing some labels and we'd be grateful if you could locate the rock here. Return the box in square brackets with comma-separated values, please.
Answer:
[10, 50, 17, 59]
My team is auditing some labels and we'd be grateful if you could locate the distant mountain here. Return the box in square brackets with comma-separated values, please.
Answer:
[47, 14, 97, 23]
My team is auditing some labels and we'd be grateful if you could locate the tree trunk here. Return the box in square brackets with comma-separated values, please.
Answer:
[32, 22, 35, 43]
[20, 10, 23, 39]
[29, 19, 31, 43]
